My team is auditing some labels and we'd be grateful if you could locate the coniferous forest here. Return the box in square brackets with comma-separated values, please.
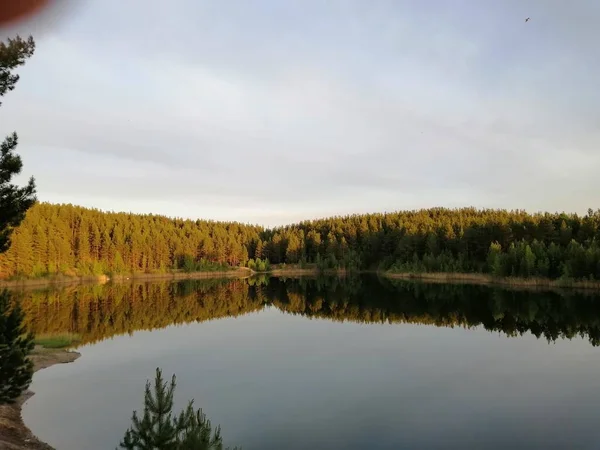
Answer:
[2, 202, 600, 281]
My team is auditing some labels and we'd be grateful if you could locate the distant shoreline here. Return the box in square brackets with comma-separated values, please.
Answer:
[271, 269, 600, 292]
[268, 267, 348, 277]
[0, 268, 254, 290]
[0, 267, 354, 290]
[383, 272, 600, 291]
[0, 346, 81, 450]
[2, 267, 600, 293]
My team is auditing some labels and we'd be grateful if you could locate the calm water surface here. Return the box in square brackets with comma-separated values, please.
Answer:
[19, 277, 600, 449]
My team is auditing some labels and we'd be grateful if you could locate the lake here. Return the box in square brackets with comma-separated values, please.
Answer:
[19, 276, 600, 449]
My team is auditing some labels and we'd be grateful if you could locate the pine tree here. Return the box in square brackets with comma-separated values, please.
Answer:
[254, 240, 263, 260]
[75, 219, 91, 272]
[0, 290, 34, 403]
[315, 252, 324, 272]
[31, 224, 47, 276]
[113, 251, 126, 274]
[0, 36, 36, 254]
[487, 242, 504, 277]
[119, 368, 239, 450]
[0, 35, 37, 404]
[176, 405, 227, 450]
[285, 233, 301, 263]
[522, 244, 536, 278]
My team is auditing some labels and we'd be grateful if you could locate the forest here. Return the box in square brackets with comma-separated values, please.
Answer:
[19, 276, 600, 348]
[2, 202, 600, 281]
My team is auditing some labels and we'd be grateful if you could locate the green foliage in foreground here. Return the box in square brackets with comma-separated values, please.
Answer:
[0, 33, 38, 404]
[0, 290, 34, 403]
[0, 35, 37, 255]
[119, 368, 240, 450]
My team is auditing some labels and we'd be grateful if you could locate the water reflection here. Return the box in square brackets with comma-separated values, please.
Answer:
[16, 275, 600, 347]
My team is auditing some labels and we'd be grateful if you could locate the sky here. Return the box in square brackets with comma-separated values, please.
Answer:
[1, 0, 599, 226]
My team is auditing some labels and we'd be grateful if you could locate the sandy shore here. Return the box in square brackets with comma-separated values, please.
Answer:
[383, 271, 600, 292]
[0, 346, 80, 450]
[0, 268, 253, 291]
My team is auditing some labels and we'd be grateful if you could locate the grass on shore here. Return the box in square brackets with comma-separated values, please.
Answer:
[34, 333, 81, 349]
[384, 271, 600, 291]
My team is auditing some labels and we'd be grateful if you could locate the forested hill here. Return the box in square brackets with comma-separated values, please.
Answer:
[0, 203, 263, 278]
[1, 203, 600, 281]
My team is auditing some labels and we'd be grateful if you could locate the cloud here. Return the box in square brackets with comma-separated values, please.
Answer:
[2, 0, 599, 225]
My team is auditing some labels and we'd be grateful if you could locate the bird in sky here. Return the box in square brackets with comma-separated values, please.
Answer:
[525, 17, 531, 22]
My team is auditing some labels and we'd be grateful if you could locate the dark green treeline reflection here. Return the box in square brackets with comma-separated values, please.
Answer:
[16, 275, 600, 347]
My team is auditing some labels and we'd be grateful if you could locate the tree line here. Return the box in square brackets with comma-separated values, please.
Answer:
[0, 203, 262, 278]
[268, 208, 600, 280]
[19, 276, 600, 348]
[3, 204, 600, 281]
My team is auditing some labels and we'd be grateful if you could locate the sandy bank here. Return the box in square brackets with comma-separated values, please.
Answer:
[0, 347, 80, 450]
[0, 268, 253, 291]
[383, 271, 600, 292]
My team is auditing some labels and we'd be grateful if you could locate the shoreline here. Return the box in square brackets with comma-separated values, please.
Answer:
[0, 268, 253, 290]
[270, 269, 600, 293]
[383, 271, 600, 292]
[0, 346, 81, 450]
[0, 267, 353, 290]
[3, 267, 600, 293]
[268, 268, 348, 277]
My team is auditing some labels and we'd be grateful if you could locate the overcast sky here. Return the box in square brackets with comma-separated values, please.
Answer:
[2, 0, 599, 226]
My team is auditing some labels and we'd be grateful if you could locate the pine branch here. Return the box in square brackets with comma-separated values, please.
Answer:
[119, 368, 240, 449]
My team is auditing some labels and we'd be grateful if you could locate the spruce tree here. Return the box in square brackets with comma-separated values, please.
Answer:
[0, 290, 34, 403]
[119, 368, 239, 450]
[0, 36, 37, 253]
[0, 35, 37, 404]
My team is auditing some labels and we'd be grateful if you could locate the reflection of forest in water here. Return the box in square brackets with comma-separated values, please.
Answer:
[16, 275, 600, 347]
